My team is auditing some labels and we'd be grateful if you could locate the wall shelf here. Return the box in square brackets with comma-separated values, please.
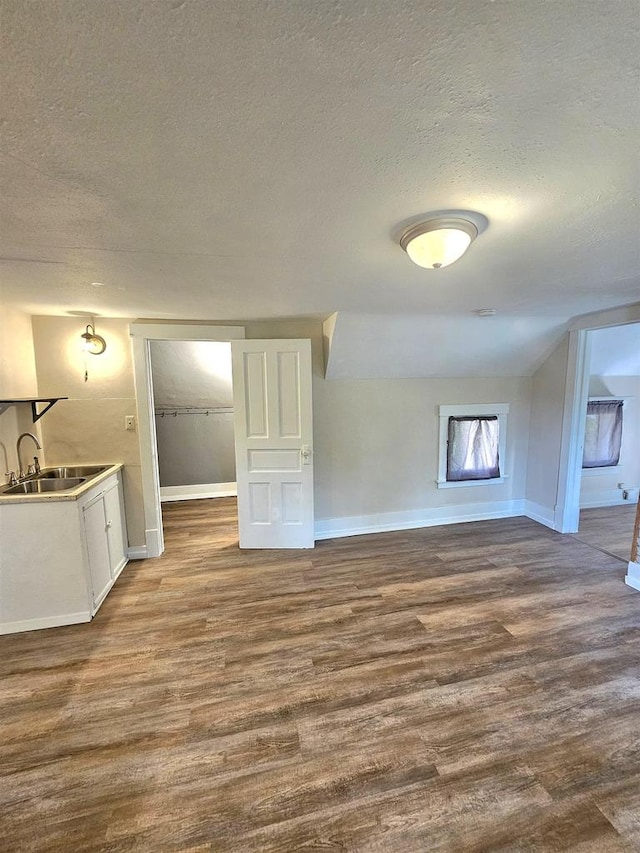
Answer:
[0, 397, 68, 423]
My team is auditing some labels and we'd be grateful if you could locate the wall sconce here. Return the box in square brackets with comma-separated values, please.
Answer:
[81, 323, 107, 355]
[81, 322, 106, 382]
[400, 217, 478, 269]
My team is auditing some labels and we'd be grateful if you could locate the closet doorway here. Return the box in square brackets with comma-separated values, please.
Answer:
[131, 324, 315, 556]
[150, 340, 237, 503]
[131, 323, 245, 558]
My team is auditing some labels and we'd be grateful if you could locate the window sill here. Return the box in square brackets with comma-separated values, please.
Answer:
[436, 477, 507, 489]
[581, 466, 621, 477]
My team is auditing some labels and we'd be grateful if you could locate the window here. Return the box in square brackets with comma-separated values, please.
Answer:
[447, 416, 500, 481]
[582, 399, 623, 469]
[437, 404, 509, 488]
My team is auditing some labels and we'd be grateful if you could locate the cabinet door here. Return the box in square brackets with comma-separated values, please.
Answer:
[103, 481, 127, 577]
[83, 498, 111, 609]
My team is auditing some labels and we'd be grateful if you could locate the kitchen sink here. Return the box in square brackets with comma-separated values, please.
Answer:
[5, 477, 86, 494]
[36, 465, 108, 479]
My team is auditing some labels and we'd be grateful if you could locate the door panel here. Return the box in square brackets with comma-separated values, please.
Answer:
[248, 449, 301, 471]
[103, 481, 127, 577]
[83, 498, 111, 608]
[232, 339, 314, 548]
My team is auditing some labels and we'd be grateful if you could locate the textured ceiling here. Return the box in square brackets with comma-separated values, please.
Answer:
[1, 1, 639, 351]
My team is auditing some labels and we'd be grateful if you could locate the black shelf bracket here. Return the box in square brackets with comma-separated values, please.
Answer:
[31, 399, 61, 422]
[0, 397, 69, 423]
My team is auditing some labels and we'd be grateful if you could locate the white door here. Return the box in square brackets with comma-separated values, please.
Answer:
[231, 339, 314, 548]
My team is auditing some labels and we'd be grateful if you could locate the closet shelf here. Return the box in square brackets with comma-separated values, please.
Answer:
[0, 397, 68, 423]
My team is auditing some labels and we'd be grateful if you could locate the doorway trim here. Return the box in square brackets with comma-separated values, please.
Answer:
[130, 323, 245, 558]
[556, 303, 640, 534]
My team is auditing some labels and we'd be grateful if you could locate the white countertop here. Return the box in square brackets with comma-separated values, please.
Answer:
[0, 463, 124, 505]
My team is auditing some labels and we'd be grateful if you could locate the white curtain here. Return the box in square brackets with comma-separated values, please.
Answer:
[447, 416, 500, 481]
[582, 400, 623, 468]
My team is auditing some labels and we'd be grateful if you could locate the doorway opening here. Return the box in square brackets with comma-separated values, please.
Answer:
[130, 323, 246, 558]
[557, 316, 639, 563]
[149, 340, 237, 503]
[131, 324, 315, 555]
[574, 322, 640, 561]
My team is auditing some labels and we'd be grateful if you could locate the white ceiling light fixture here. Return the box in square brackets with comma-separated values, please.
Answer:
[400, 217, 479, 269]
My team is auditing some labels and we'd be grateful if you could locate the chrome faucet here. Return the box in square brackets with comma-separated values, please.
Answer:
[17, 432, 42, 479]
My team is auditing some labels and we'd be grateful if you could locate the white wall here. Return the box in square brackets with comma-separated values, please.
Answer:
[150, 340, 234, 408]
[524, 334, 570, 526]
[589, 323, 640, 376]
[31, 316, 145, 546]
[0, 307, 41, 475]
[313, 376, 531, 527]
[19, 315, 546, 551]
[150, 341, 235, 488]
[154, 413, 235, 487]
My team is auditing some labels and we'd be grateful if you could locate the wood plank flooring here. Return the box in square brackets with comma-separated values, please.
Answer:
[574, 504, 637, 562]
[1, 498, 639, 852]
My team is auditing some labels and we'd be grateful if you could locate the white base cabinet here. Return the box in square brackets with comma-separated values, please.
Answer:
[82, 477, 128, 612]
[0, 469, 128, 634]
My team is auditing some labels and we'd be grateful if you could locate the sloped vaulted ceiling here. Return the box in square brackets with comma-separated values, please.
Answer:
[1, 0, 639, 376]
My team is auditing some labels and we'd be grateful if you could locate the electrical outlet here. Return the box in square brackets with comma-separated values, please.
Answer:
[125, 415, 136, 431]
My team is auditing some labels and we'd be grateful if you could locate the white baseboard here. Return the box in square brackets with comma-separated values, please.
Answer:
[127, 545, 148, 560]
[145, 527, 163, 559]
[523, 500, 558, 530]
[626, 561, 640, 592]
[580, 488, 638, 509]
[314, 499, 525, 541]
[0, 611, 91, 635]
[160, 482, 237, 502]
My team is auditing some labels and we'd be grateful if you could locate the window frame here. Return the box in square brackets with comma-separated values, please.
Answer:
[581, 396, 625, 474]
[437, 403, 510, 489]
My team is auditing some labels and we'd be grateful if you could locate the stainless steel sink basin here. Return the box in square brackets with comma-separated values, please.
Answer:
[37, 465, 108, 479]
[5, 477, 86, 495]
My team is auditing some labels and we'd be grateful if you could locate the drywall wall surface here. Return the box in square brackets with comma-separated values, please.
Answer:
[31, 316, 144, 546]
[150, 340, 233, 408]
[0, 307, 40, 474]
[525, 334, 570, 515]
[580, 375, 640, 507]
[589, 323, 640, 376]
[24, 314, 536, 550]
[0, 307, 38, 396]
[244, 318, 533, 524]
[154, 413, 235, 486]
[312, 375, 532, 521]
[244, 318, 325, 375]
[324, 312, 567, 379]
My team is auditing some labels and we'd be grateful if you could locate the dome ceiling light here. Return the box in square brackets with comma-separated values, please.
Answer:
[400, 217, 479, 269]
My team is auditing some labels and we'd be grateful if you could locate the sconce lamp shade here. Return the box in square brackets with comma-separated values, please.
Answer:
[81, 323, 107, 355]
[400, 217, 478, 269]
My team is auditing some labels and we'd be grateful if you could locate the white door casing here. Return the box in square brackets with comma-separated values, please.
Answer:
[130, 323, 245, 558]
[232, 339, 314, 548]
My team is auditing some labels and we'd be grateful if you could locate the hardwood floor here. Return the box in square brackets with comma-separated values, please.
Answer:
[1, 499, 639, 852]
[574, 504, 637, 562]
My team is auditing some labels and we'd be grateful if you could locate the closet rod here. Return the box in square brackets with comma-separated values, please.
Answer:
[155, 407, 234, 417]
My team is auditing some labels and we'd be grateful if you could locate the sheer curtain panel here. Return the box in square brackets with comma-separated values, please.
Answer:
[582, 400, 623, 468]
[447, 416, 500, 481]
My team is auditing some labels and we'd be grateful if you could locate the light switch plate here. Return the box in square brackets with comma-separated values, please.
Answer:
[125, 415, 136, 431]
